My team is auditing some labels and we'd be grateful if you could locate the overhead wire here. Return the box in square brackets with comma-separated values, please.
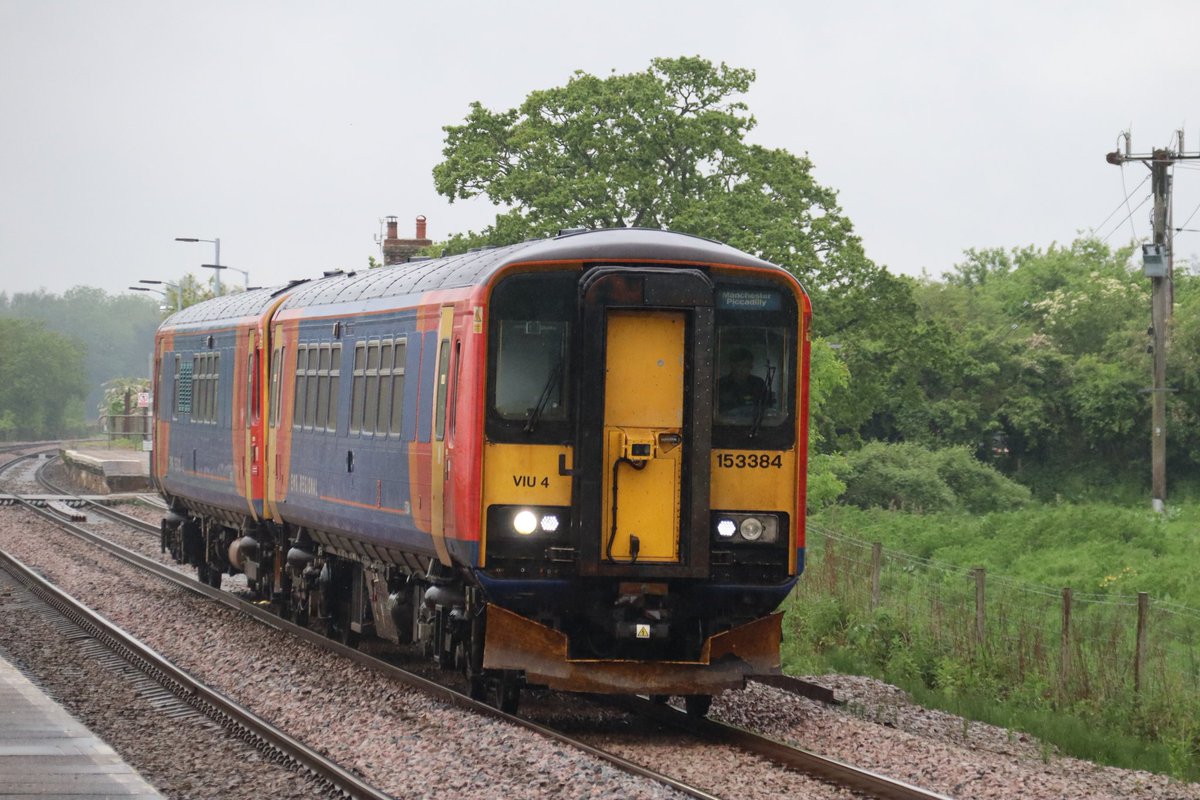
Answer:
[1093, 172, 1149, 234]
[1119, 162, 1140, 242]
[1100, 193, 1151, 243]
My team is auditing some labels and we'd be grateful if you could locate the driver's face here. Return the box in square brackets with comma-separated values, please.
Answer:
[731, 359, 752, 379]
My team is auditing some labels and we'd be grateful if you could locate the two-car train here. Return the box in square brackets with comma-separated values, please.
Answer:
[153, 227, 812, 714]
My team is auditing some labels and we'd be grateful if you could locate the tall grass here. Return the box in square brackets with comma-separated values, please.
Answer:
[784, 525, 1200, 780]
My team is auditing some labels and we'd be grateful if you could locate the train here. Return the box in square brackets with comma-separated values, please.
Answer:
[152, 227, 812, 715]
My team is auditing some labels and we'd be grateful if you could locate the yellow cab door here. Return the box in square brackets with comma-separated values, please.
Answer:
[602, 311, 684, 563]
[576, 267, 713, 579]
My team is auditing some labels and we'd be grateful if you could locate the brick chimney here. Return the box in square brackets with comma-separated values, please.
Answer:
[382, 215, 432, 265]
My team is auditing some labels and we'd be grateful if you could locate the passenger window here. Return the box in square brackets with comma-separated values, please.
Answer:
[327, 344, 341, 432]
[390, 340, 406, 437]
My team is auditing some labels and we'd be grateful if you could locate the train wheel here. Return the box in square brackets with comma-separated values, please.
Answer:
[197, 564, 221, 588]
[684, 695, 712, 717]
[468, 675, 488, 702]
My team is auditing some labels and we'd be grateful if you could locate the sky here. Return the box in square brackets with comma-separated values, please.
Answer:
[3, 0, 1200, 300]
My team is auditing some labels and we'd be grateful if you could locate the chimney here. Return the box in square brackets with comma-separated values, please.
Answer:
[381, 213, 433, 265]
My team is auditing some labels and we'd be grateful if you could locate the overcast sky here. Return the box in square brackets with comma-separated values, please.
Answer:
[3, 0, 1199, 300]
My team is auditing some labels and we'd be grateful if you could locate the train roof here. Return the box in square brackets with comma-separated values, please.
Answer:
[158, 229, 800, 332]
[277, 228, 789, 311]
[158, 284, 290, 330]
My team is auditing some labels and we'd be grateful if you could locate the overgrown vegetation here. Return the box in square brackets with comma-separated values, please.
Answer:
[0, 288, 161, 434]
[785, 496, 1200, 780]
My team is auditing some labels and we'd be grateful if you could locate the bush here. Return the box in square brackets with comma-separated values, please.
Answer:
[934, 446, 1033, 513]
[841, 442, 1031, 514]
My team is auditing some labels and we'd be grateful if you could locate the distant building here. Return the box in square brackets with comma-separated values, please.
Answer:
[382, 215, 432, 265]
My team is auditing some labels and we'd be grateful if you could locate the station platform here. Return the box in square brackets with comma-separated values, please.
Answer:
[0, 651, 164, 798]
[58, 448, 151, 494]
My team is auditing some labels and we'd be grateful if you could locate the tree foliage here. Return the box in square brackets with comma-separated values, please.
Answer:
[433, 57, 877, 290]
[0, 318, 89, 439]
[433, 57, 1200, 499]
[0, 287, 162, 422]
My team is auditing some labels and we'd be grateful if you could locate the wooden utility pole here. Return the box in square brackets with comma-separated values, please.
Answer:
[1106, 130, 1200, 512]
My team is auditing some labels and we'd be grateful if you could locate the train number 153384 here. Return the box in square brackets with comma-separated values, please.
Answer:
[716, 453, 784, 469]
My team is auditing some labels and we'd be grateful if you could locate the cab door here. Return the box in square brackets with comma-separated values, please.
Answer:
[575, 268, 714, 579]
[601, 311, 685, 563]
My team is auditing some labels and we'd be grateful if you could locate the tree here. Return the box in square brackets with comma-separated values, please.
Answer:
[433, 56, 875, 290]
[0, 318, 88, 439]
[0, 287, 161, 420]
[434, 56, 911, 452]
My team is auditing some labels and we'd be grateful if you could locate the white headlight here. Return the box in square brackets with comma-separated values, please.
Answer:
[540, 514, 560, 532]
[739, 517, 764, 541]
[513, 510, 538, 535]
[716, 519, 737, 538]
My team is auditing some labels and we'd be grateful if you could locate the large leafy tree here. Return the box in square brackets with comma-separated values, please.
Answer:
[433, 57, 876, 291]
[435, 57, 916, 454]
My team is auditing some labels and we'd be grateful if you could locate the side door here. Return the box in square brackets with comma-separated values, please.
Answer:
[430, 306, 455, 566]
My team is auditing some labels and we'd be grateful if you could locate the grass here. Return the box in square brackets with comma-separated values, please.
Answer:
[784, 502, 1200, 781]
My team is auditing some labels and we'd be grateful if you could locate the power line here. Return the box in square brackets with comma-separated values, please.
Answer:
[1094, 172, 1149, 234]
[1100, 193, 1151, 243]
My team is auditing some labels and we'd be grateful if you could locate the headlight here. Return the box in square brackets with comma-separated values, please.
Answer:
[739, 517, 764, 541]
[513, 510, 538, 535]
[711, 512, 781, 544]
[539, 514, 560, 532]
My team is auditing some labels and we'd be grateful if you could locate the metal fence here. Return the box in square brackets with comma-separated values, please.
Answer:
[101, 413, 150, 442]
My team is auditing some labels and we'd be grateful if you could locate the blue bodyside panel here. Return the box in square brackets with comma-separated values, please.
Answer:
[280, 313, 444, 557]
[162, 332, 243, 514]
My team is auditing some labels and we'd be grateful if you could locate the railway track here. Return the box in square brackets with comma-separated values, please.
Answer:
[0, 543, 394, 800]
[3, 485, 953, 800]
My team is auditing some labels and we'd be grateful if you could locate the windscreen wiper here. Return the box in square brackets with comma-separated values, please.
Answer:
[524, 357, 565, 433]
[748, 364, 776, 439]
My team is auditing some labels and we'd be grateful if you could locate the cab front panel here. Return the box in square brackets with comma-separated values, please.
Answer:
[477, 259, 807, 673]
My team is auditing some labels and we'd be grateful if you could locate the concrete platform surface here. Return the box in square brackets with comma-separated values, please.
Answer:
[60, 449, 149, 477]
[0, 652, 164, 798]
[58, 449, 151, 494]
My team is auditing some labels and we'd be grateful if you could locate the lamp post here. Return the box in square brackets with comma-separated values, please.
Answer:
[175, 236, 221, 295]
[201, 263, 250, 291]
[129, 284, 179, 313]
[136, 279, 182, 311]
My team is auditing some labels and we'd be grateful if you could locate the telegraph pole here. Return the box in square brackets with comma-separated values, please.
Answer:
[1106, 130, 1200, 511]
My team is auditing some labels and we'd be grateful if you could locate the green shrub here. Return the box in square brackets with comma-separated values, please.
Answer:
[933, 446, 1032, 513]
[841, 442, 1030, 514]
